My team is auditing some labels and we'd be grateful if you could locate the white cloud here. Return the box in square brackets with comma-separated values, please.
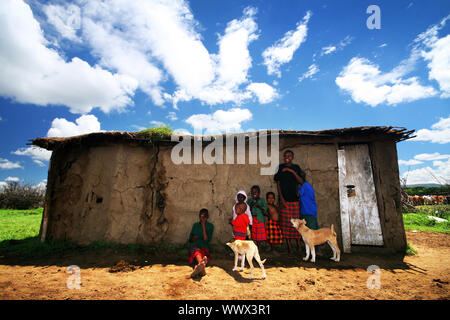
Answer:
[0, 181, 7, 190]
[2, 1, 280, 112]
[414, 14, 450, 98]
[185, 108, 252, 134]
[399, 153, 450, 166]
[12, 147, 52, 162]
[262, 11, 312, 77]
[379, 43, 387, 48]
[84, 1, 259, 107]
[320, 36, 353, 57]
[246, 83, 279, 104]
[335, 15, 450, 106]
[335, 57, 437, 106]
[321, 46, 336, 55]
[150, 120, 166, 127]
[47, 114, 103, 137]
[413, 152, 450, 161]
[164, 7, 276, 107]
[413, 116, 450, 144]
[4, 177, 20, 182]
[214, 7, 259, 89]
[0, 158, 23, 170]
[34, 160, 46, 167]
[402, 158, 450, 185]
[172, 128, 191, 135]
[130, 125, 147, 132]
[399, 159, 423, 166]
[43, 3, 81, 42]
[166, 112, 178, 121]
[0, 0, 138, 114]
[80, 1, 165, 106]
[298, 64, 319, 82]
[83, 2, 268, 107]
[35, 179, 47, 191]
[422, 35, 450, 98]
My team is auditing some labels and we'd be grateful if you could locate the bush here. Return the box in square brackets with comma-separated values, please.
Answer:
[0, 181, 45, 210]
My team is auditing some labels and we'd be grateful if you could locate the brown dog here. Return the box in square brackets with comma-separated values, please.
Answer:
[291, 219, 340, 263]
[226, 240, 266, 279]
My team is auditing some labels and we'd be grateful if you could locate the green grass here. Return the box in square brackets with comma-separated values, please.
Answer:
[403, 204, 450, 234]
[406, 242, 417, 256]
[136, 125, 173, 145]
[0, 208, 43, 242]
[0, 208, 79, 259]
[0, 207, 187, 259]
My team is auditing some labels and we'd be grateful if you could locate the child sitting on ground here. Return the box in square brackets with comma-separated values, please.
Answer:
[266, 192, 283, 255]
[187, 208, 214, 278]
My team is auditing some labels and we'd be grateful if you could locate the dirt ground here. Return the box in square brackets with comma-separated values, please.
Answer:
[0, 230, 448, 300]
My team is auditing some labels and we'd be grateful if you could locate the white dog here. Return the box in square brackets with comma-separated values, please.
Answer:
[291, 218, 340, 263]
[226, 240, 266, 279]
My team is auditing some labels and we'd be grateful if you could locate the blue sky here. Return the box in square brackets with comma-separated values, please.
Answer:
[0, 0, 449, 188]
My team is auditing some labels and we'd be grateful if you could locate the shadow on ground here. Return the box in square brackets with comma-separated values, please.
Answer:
[0, 237, 416, 277]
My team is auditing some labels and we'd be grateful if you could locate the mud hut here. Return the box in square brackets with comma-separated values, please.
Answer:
[32, 126, 414, 253]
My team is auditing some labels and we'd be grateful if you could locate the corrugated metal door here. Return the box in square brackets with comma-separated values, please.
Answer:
[338, 144, 384, 253]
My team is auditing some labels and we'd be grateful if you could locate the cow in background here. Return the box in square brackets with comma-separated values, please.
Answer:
[423, 195, 433, 205]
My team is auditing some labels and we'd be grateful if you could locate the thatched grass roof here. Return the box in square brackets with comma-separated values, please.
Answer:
[31, 126, 415, 151]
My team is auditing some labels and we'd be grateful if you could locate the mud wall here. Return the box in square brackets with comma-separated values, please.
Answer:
[43, 137, 405, 252]
[370, 140, 407, 252]
[45, 143, 168, 245]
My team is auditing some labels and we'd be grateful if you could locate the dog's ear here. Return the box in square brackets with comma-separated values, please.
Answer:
[226, 242, 232, 247]
[301, 219, 307, 225]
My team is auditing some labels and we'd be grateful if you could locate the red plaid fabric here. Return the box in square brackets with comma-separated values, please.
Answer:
[267, 218, 283, 244]
[188, 247, 210, 265]
[279, 201, 302, 239]
[251, 217, 267, 241]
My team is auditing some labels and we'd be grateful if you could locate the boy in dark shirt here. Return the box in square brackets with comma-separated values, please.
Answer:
[274, 149, 303, 255]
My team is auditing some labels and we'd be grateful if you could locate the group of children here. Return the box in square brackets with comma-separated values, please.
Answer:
[229, 186, 284, 254]
[187, 156, 319, 277]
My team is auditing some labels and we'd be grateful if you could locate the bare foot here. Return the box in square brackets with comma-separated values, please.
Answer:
[189, 263, 203, 278]
[198, 262, 206, 277]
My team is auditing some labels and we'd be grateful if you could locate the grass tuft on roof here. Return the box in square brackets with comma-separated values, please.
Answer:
[136, 125, 173, 145]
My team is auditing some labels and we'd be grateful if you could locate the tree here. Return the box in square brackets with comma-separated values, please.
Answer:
[0, 181, 45, 209]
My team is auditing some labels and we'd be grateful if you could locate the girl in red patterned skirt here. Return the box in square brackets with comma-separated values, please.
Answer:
[247, 185, 269, 251]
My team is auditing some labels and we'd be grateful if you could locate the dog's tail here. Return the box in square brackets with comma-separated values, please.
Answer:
[331, 224, 336, 237]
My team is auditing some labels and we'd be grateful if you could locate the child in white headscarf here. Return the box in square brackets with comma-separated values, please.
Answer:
[232, 190, 253, 227]
[228, 190, 253, 262]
